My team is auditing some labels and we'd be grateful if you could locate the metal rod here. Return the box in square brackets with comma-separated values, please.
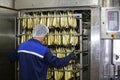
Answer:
[111, 39, 114, 65]
[14, 15, 17, 80]
[16, 33, 87, 37]
[17, 15, 82, 19]
[79, 14, 83, 80]
[17, 11, 21, 80]
[48, 69, 81, 72]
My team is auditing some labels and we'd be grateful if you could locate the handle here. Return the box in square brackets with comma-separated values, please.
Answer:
[111, 39, 114, 65]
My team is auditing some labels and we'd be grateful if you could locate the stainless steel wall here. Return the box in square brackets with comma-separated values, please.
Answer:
[0, 0, 14, 8]
[15, 0, 99, 9]
[14, 0, 120, 9]
[0, 8, 17, 80]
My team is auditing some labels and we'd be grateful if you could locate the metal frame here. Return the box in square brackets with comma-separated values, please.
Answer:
[90, 7, 101, 80]
[16, 11, 21, 80]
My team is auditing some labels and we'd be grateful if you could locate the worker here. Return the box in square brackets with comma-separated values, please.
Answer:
[9, 24, 76, 80]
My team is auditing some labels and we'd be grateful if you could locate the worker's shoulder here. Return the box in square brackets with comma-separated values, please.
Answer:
[18, 39, 48, 51]
[18, 40, 31, 47]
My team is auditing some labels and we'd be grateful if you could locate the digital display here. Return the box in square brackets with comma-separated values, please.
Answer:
[108, 11, 119, 31]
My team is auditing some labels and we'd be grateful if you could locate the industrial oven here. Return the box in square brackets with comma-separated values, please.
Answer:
[0, 0, 120, 80]
[0, 5, 97, 80]
[0, 6, 94, 80]
[0, 7, 91, 80]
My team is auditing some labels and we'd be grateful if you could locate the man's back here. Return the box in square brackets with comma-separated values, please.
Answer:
[18, 39, 48, 80]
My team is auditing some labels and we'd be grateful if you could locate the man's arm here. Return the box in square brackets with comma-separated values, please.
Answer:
[8, 48, 18, 62]
[44, 48, 75, 68]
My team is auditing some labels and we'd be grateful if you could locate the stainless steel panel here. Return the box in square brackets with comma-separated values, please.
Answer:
[90, 8, 101, 80]
[0, 7, 17, 80]
[0, 0, 14, 8]
[15, 0, 99, 9]
[100, 40, 115, 80]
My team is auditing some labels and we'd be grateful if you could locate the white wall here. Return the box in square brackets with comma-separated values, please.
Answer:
[0, 0, 14, 8]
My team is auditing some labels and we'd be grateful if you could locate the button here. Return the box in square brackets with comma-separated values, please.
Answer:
[111, 34, 115, 38]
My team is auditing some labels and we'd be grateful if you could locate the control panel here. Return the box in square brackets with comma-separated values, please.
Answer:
[101, 7, 120, 39]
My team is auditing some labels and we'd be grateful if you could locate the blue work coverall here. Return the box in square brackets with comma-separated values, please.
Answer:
[9, 38, 73, 80]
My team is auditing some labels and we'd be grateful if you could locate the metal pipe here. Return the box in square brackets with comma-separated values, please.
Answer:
[17, 11, 21, 80]
[102, 0, 113, 7]
[17, 15, 80, 19]
[79, 14, 83, 80]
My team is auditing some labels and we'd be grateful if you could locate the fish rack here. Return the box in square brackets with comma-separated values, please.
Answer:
[17, 8, 90, 80]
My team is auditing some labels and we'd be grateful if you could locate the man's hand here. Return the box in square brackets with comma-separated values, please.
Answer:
[69, 51, 79, 59]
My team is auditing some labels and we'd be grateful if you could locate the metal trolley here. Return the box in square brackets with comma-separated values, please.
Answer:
[17, 7, 91, 80]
